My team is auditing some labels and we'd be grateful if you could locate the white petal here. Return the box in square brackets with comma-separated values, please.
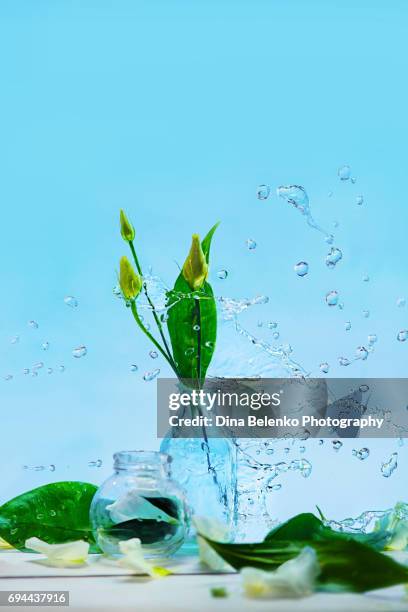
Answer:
[25, 537, 89, 567]
[241, 547, 319, 599]
[107, 492, 177, 524]
[118, 538, 170, 578]
[193, 516, 233, 572]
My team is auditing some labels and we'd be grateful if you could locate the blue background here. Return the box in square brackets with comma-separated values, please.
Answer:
[0, 1, 407, 510]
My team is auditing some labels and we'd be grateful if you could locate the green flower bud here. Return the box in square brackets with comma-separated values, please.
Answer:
[120, 209, 135, 242]
[182, 234, 208, 291]
[119, 256, 142, 300]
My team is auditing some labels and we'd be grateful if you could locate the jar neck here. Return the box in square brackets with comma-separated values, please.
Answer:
[113, 450, 171, 478]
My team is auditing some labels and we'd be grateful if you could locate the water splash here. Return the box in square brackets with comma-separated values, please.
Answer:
[217, 269, 228, 280]
[326, 247, 343, 269]
[246, 238, 257, 251]
[72, 345, 87, 358]
[397, 330, 408, 342]
[28, 320, 39, 329]
[64, 296, 78, 308]
[352, 448, 370, 461]
[277, 185, 332, 240]
[326, 291, 339, 306]
[143, 368, 160, 381]
[338, 165, 351, 181]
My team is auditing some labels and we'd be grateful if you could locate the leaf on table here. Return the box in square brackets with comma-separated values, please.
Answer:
[0, 481, 98, 550]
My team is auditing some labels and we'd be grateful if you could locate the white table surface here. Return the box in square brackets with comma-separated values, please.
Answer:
[1, 551, 408, 611]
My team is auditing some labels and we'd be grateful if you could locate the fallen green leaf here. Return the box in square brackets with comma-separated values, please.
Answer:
[0, 481, 98, 551]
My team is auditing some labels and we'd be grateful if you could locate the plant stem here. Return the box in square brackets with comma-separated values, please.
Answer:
[130, 302, 178, 374]
[129, 241, 174, 364]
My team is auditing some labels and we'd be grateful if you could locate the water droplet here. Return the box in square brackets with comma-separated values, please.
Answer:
[359, 384, 369, 392]
[338, 357, 350, 366]
[41, 341, 50, 351]
[332, 440, 343, 451]
[49, 465, 56, 472]
[300, 459, 312, 478]
[272, 331, 280, 340]
[319, 362, 329, 374]
[256, 184, 270, 200]
[28, 320, 39, 329]
[338, 165, 351, 181]
[130, 364, 138, 372]
[10, 335, 19, 344]
[267, 322, 277, 329]
[205, 341, 215, 350]
[193, 325, 200, 332]
[368, 334, 377, 345]
[356, 195, 364, 206]
[397, 330, 408, 342]
[328, 191, 333, 198]
[338, 302, 345, 310]
[294, 261, 309, 277]
[362, 274, 370, 282]
[319, 439, 324, 445]
[3, 374, 13, 381]
[185, 347, 195, 356]
[325, 234, 334, 245]
[345, 321, 351, 331]
[33, 362, 44, 370]
[397, 297, 406, 308]
[31, 371, 38, 377]
[362, 310, 370, 318]
[64, 295, 78, 308]
[354, 447, 370, 460]
[88, 459, 103, 468]
[246, 238, 257, 250]
[160, 312, 169, 323]
[72, 345, 87, 358]
[253, 295, 269, 304]
[59, 365, 65, 373]
[47, 367, 53, 374]
[326, 247, 343, 269]
[257, 321, 263, 328]
[277, 185, 309, 213]
[355, 346, 368, 360]
[23, 368, 29, 375]
[149, 350, 158, 359]
[270, 484, 282, 491]
[381, 452, 398, 478]
[300, 446, 305, 453]
[325, 290, 339, 306]
[351, 177, 357, 184]
[143, 368, 160, 381]
[217, 269, 228, 280]
[333, 220, 339, 228]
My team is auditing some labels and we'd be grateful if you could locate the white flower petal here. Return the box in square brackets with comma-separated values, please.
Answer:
[25, 537, 89, 567]
[241, 547, 319, 599]
[118, 538, 170, 578]
[193, 516, 233, 572]
[107, 492, 177, 524]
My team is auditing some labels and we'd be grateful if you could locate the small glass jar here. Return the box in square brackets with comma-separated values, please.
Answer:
[90, 450, 189, 557]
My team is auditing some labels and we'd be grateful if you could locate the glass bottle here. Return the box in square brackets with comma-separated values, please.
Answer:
[90, 450, 189, 557]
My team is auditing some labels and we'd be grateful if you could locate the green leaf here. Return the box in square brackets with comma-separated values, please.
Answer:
[201, 222, 220, 263]
[0, 481, 98, 550]
[202, 535, 408, 593]
[166, 225, 218, 386]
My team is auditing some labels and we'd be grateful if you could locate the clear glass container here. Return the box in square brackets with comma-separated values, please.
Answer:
[90, 450, 189, 557]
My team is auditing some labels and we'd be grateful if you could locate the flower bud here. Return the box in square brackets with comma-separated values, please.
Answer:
[119, 256, 142, 300]
[120, 209, 135, 242]
[182, 234, 208, 291]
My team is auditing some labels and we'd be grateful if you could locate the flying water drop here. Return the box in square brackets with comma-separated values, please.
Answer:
[368, 334, 377, 345]
[143, 368, 160, 381]
[381, 453, 398, 478]
[345, 321, 351, 331]
[72, 345, 87, 358]
[356, 195, 364, 206]
[397, 297, 406, 308]
[64, 296, 78, 308]
[149, 350, 158, 359]
[41, 341, 50, 351]
[326, 247, 343, 269]
[28, 320, 39, 329]
[10, 336, 19, 345]
[3, 374, 13, 381]
[246, 238, 257, 251]
[267, 322, 277, 329]
[332, 440, 343, 451]
[362, 274, 370, 282]
[59, 365, 65, 373]
[130, 364, 138, 372]
[256, 184, 270, 200]
[319, 362, 329, 374]
[338, 165, 351, 181]
[338, 357, 350, 366]
[325, 290, 339, 306]
[217, 269, 228, 280]
[294, 261, 309, 277]
[355, 346, 368, 360]
[362, 310, 370, 318]
[397, 330, 408, 342]
[353, 448, 370, 461]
